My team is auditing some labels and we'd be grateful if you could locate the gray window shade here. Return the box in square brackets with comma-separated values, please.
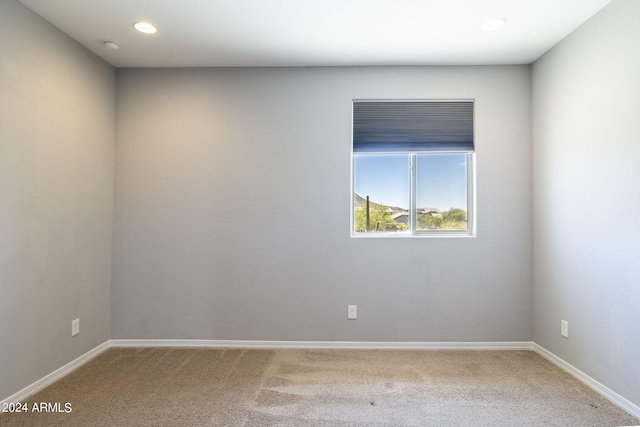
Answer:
[352, 101, 474, 153]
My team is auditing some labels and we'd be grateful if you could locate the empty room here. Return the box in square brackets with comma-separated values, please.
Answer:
[1, 0, 639, 425]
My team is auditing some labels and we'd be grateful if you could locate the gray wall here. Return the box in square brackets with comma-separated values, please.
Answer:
[532, 0, 640, 407]
[0, 0, 115, 400]
[113, 66, 532, 341]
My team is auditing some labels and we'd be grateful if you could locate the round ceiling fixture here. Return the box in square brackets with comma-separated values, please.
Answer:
[103, 40, 120, 51]
[133, 21, 157, 34]
[482, 18, 507, 31]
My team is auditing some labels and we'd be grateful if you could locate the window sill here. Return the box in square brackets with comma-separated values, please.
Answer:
[350, 231, 476, 238]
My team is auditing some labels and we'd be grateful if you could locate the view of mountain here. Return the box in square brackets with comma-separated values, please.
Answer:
[353, 193, 440, 214]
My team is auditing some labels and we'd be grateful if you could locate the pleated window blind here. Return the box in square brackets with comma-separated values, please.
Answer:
[352, 101, 474, 153]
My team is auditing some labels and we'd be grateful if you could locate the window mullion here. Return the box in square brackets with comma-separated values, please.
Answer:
[410, 153, 416, 235]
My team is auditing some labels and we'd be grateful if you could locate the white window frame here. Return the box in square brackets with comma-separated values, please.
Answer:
[351, 152, 475, 238]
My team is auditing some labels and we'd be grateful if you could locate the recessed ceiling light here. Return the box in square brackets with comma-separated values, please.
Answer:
[482, 18, 507, 31]
[133, 21, 157, 34]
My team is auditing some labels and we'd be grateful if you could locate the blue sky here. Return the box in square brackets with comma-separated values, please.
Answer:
[353, 154, 467, 210]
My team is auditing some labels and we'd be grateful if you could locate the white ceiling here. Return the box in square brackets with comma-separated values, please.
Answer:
[18, 0, 614, 68]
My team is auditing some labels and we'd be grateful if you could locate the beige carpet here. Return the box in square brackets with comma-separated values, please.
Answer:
[1, 348, 638, 426]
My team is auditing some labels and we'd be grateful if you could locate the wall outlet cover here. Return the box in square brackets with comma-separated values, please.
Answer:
[72, 318, 80, 336]
[348, 305, 357, 320]
[561, 320, 568, 338]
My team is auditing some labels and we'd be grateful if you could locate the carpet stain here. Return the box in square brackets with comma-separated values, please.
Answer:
[277, 362, 325, 375]
[255, 389, 306, 407]
[263, 376, 296, 388]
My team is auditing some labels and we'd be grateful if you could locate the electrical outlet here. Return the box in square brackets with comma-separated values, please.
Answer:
[72, 318, 80, 337]
[348, 305, 357, 320]
[561, 320, 568, 338]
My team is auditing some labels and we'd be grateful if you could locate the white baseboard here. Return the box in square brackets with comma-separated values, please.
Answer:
[532, 343, 640, 420]
[1, 341, 110, 405]
[109, 339, 534, 350]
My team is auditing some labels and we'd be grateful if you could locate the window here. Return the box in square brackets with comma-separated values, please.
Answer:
[351, 100, 475, 237]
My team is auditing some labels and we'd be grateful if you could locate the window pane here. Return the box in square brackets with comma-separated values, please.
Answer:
[416, 154, 468, 231]
[353, 155, 409, 233]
